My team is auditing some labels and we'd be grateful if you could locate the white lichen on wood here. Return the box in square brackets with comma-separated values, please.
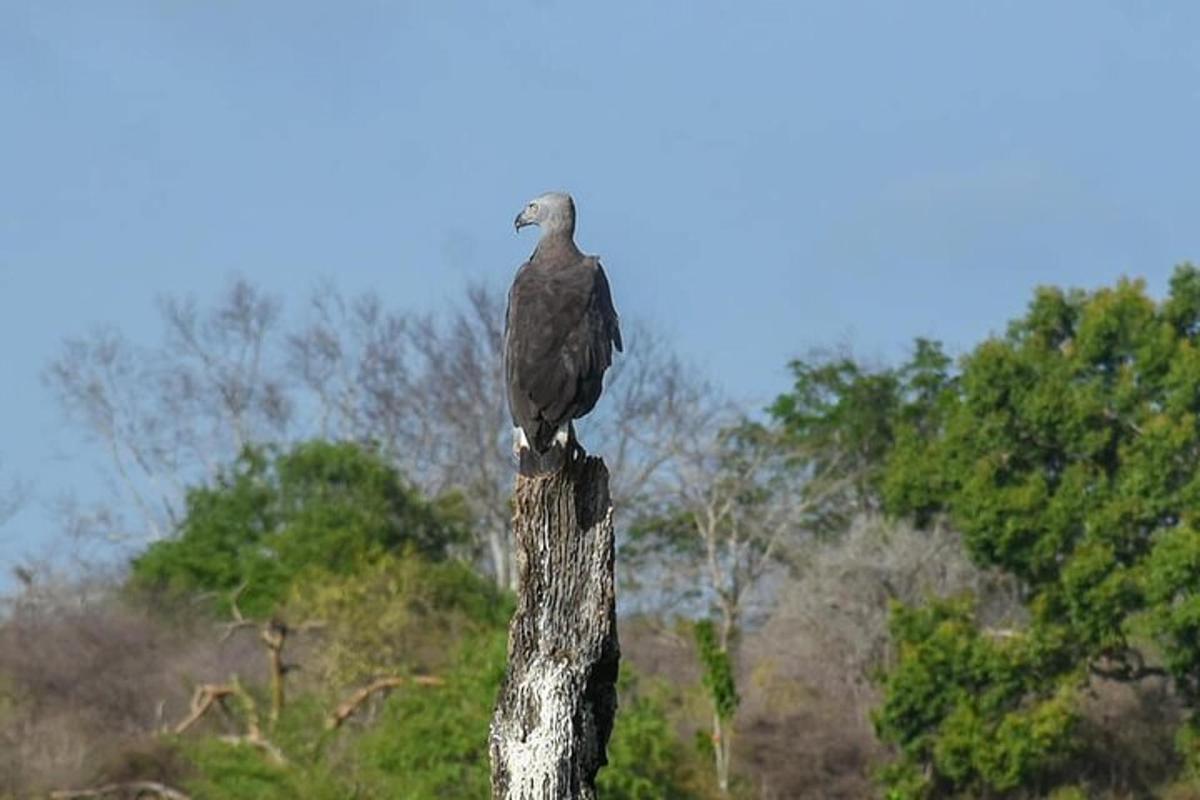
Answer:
[490, 456, 619, 800]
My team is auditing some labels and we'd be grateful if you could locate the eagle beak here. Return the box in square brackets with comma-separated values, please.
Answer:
[516, 206, 540, 232]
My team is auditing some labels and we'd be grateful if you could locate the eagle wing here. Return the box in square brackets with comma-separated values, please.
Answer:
[504, 256, 621, 451]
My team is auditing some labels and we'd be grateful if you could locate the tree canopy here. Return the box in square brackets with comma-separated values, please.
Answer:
[876, 265, 1200, 797]
[129, 440, 467, 617]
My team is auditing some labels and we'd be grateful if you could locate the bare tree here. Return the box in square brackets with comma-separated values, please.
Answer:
[286, 283, 420, 450]
[157, 280, 291, 457]
[48, 276, 710, 589]
[0, 459, 27, 531]
[489, 457, 619, 799]
[45, 328, 183, 541]
[628, 419, 853, 794]
[44, 280, 289, 543]
[403, 285, 515, 585]
[286, 283, 512, 580]
[755, 515, 1020, 715]
[580, 319, 717, 513]
[287, 280, 712, 590]
[730, 515, 1022, 797]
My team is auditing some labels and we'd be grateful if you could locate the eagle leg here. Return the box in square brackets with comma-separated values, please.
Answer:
[512, 426, 531, 460]
[563, 421, 587, 466]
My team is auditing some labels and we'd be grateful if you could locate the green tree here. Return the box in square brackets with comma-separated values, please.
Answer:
[355, 634, 699, 799]
[626, 420, 822, 794]
[286, 550, 511, 687]
[599, 671, 702, 800]
[874, 598, 1079, 798]
[770, 339, 954, 524]
[129, 440, 466, 616]
[879, 266, 1200, 795]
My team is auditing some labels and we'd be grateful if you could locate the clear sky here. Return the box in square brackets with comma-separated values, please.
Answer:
[3, 1, 1200, 572]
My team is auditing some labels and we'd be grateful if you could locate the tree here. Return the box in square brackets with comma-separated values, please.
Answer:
[874, 598, 1079, 798]
[769, 339, 954, 524]
[49, 276, 708, 589]
[288, 281, 713, 590]
[628, 418, 850, 794]
[129, 440, 465, 617]
[877, 266, 1200, 795]
[0, 458, 27, 532]
[757, 513, 1019, 721]
[45, 280, 290, 543]
[489, 457, 620, 800]
[285, 550, 510, 689]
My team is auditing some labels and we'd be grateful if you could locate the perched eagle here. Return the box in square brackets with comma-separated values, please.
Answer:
[505, 192, 622, 475]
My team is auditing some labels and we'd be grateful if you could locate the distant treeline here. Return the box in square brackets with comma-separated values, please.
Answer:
[5, 266, 1200, 798]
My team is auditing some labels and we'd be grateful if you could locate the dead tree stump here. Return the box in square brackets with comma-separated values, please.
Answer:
[489, 455, 620, 800]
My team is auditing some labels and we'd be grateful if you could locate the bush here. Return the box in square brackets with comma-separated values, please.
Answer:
[130, 440, 466, 616]
[286, 550, 510, 688]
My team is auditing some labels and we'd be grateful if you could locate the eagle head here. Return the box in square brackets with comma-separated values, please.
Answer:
[514, 192, 576, 236]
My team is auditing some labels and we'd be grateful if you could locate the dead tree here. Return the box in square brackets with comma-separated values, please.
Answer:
[489, 456, 620, 800]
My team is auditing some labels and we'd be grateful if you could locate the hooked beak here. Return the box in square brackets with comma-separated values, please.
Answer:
[514, 207, 535, 232]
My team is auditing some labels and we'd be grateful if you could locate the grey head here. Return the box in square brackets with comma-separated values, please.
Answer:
[514, 192, 576, 238]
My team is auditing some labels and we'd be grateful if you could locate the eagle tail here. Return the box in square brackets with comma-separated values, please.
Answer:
[518, 444, 568, 476]
[517, 423, 580, 477]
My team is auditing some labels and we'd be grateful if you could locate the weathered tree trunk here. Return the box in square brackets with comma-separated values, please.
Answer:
[489, 455, 620, 800]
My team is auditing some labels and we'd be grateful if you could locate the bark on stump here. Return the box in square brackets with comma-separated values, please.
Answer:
[489, 455, 620, 800]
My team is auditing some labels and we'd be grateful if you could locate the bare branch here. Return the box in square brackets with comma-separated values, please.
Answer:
[217, 732, 288, 766]
[217, 582, 258, 642]
[171, 676, 287, 766]
[327, 674, 444, 730]
[45, 279, 291, 547]
[173, 682, 235, 734]
[51, 782, 191, 800]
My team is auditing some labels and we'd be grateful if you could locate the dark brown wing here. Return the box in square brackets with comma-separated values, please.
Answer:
[504, 256, 621, 451]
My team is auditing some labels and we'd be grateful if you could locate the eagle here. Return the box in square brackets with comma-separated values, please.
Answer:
[505, 192, 622, 476]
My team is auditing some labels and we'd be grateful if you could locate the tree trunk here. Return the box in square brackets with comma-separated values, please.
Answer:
[712, 711, 731, 794]
[489, 455, 620, 800]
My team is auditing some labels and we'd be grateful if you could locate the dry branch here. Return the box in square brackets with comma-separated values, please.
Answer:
[173, 682, 235, 734]
[214, 583, 323, 729]
[217, 733, 288, 766]
[489, 455, 619, 800]
[169, 678, 286, 765]
[50, 782, 191, 800]
[217, 582, 256, 642]
[326, 674, 444, 730]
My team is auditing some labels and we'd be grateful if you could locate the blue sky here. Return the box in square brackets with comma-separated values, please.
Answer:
[3, 1, 1200, 571]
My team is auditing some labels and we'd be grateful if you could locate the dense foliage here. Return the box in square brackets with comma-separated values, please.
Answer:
[129, 440, 467, 616]
[107, 439, 705, 798]
[875, 266, 1200, 797]
[19, 270, 1200, 798]
[771, 338, 954, 524]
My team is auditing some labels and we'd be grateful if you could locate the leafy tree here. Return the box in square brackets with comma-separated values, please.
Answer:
[355, 630, 507, 797]
[165, 562, 696, 798]
[693, 619, 739, 723]
[286, 551, 511, 687]
[599, 671, 701, 800]
[627, 420, 830, 794]
[770, 339, 954, 524]
[879, 266, 1200, 795]
[355, 634, 699, 799]
[129, 440, 466, 616]
[183, 733, 345, 800]
[874, 597, 1079, 798]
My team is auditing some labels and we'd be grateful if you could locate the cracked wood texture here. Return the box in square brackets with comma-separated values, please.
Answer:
[489, 455, 620, 800]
